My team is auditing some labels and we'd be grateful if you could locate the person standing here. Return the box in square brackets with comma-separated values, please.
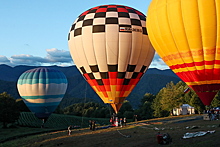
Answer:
[119, 118, 123, 127]
[123, 117, 127, 127]
[92, 120, 96, 131]
[68, 125, 72, 135]
[89, 120, 92, 130]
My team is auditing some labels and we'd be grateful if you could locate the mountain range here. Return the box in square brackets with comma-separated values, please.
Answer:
[0, 64, 181, 109]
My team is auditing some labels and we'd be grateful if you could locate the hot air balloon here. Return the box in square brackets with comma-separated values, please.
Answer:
[17, 67, 68, 120]
[147, 0, 220, 105]
[68, 4, 155, 113]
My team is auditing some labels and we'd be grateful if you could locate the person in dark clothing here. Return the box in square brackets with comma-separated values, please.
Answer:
[92, 120, 96, 131]
[89, 120, 92, 130]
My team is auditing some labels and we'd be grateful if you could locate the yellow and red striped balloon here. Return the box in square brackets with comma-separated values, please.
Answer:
[147, 0, 220, 105]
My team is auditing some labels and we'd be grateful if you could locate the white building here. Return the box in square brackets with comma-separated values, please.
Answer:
[173, 104, 195, 115]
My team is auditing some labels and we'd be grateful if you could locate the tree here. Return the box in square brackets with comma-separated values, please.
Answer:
[137, 93, 156, 119]
[16, 99, 29, 112]
[152, 89, 169, 117]
[189, 93, 205, 114]
[160, 82, 185, 115]
[0, 92, 20, 128]
[211, 92, 220, 108]
[151, 81, 188, 117]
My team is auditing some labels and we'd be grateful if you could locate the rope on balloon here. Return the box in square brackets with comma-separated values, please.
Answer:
[81, 82, 87, 128]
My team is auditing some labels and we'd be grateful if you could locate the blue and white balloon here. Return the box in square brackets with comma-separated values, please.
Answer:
[17, 67, 68, 119]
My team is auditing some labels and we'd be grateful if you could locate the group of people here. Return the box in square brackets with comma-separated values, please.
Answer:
[110, 113, 127, 127]
[207, 109, 220, 121]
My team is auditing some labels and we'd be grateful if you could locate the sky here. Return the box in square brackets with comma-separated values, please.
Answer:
[0, 0, 169, 69]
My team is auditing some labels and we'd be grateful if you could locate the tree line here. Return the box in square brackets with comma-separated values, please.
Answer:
[61, 81, 220, 119]
[1, 81, 220, 128]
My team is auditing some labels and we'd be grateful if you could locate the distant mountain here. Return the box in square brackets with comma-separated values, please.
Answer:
[0, 64, 181, 109]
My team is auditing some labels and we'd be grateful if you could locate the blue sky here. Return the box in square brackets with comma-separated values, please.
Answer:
[0, 0, 168, 69]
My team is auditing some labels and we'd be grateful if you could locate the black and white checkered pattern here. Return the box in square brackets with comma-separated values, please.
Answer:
[68, 5, 147, 40]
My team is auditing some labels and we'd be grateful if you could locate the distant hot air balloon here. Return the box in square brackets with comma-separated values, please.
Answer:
[147, 0, 220, 105]
[17, 67, 68, 120]
[68, 4, 155, 113]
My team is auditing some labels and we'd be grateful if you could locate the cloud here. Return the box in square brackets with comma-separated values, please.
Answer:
[149, 53, 169, 69]
[0, 55, 12, 66]
[46, 48, 73, 63]
[11, 54, 48, 66]
[6, 48, 74, 66]
[1, 49, 169, 70]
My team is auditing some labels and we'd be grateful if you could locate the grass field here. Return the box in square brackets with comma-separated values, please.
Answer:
[0, 112, 111, 144]
[1, 114, 220, 147]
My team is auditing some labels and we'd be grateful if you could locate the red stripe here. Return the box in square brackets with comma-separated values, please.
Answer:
[83, 73, 90, 80]
[118, 8, 128, 12]
[170, 60, 220, 70]
[175, 68, 220, 83]
[116, 79, 124, 91]
[107, 5, 117, 8]
[96, 8, 107, 13]
[137, 72, 144, 79]
[129, 79, 139, 85]
[80, 10, 89, 16]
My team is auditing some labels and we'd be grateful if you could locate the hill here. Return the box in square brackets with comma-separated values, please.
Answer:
[0, 64, 181, 109]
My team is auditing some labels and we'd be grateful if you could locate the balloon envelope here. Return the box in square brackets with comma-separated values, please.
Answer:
[147, 0, 220, 105]
[17, 67, 68, 119]
[68, 4, 155, 113]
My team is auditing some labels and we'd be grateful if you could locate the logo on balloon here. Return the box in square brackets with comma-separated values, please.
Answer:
[119, 27, 142, 33]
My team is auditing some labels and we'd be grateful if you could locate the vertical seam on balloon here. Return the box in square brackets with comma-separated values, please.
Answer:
[213, 0, 219, 87]
[151, 0, 173, 70]
[197, 0, 207, 89]
[179, 0, 200, 87]
[103, 24, 113, 102]
[102, 25, 110, 102]
[80, 32, 97, 98]
[167, 0, 190, 83]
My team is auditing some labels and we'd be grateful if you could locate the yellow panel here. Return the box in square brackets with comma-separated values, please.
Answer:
[216, 0, 220, 64]
[198, 0, 216, 71]
[115, 91, 120, 98]
[122, 91, 131, 97]
[147, 0, 174, 67]
[110, 85, 116, 99]
[186, 80, 220, 86]
[106, 91, 112, 99]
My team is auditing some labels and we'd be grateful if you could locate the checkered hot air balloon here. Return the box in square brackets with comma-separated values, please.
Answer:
[17, 67, 68, 119]
[68, 4, 155, 113]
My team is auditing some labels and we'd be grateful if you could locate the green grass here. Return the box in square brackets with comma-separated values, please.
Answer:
[17, 112, 110, 128]
[0, 112, 111, 144]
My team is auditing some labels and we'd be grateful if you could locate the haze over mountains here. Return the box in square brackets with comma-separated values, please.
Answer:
[0, 64, 181, 109]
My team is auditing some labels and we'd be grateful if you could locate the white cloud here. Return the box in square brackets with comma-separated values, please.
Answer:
[1, 49, 169, 70]
[149, 53, 169, 69]
[46, 48, 72, 63]
[11, 54, 48, 66]
[0, 55, 13, 66]
[0, 48, 74, 67]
